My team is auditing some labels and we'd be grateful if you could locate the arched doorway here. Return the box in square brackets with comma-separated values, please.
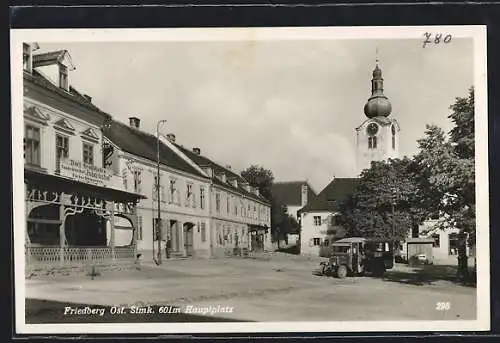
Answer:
[183, 222, 195, 257]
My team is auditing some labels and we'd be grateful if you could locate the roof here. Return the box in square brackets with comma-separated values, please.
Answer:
[173, 143, 270, 204]
[24, 69, 109, 118]
[104, 120, 208, 179]
[271, 181, 317, 206]
[298, 178, 359, 213]
[32, 50, 76, 70]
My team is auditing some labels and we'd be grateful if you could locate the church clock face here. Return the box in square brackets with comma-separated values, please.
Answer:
[367, 123, 378, 136]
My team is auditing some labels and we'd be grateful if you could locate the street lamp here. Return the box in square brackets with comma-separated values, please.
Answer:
[156, 119, 168, 265]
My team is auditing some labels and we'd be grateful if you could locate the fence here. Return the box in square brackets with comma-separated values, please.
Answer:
[26, 245, 137, 276]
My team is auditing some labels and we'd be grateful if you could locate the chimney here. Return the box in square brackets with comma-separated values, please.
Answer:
[301, 184, 308, 207]
[166, 133, 176, 143]
[226, 165, 232, 170]
[192, 147, 201, 155]
[129, 117, 140, 129]
[83, 94, 92, 103]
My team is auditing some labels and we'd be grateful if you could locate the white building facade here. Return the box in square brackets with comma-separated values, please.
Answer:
[23, 44, 144, 274]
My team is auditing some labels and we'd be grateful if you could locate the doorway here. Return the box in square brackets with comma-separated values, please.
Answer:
[183, 222, 194, 257]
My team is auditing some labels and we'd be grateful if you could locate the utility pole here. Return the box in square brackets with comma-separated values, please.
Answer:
[156, 120, 167, 264]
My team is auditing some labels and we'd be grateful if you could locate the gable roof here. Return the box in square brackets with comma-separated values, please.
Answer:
[173, 143, 269, 204]
[32, 50, 75, 70]
[271, 181, 317, 206]
[299, 178, 359, 214]
[104, 120, 207, 179]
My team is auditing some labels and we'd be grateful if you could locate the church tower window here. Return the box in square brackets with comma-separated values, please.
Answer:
[391, 125, 396, 150]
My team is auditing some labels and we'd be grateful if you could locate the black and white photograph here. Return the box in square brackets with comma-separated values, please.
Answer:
[11, 26, 489, 334]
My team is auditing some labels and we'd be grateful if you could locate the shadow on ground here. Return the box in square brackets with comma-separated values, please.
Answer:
[276, 245, 300, 255]
[383, 264, 477, 287]
[25, 299, 249, 323]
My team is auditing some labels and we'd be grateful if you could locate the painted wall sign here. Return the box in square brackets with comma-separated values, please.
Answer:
[60, 158, 111, 186]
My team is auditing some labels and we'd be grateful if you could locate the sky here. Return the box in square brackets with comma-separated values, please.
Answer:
[38, 38, 473, 192]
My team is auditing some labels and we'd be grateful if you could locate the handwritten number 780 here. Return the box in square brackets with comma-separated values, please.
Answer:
[423, 33, 452, 48]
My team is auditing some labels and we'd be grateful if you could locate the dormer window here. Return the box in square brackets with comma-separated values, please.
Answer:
[59, 64, 68, 91]
[32, 49, 75, 91]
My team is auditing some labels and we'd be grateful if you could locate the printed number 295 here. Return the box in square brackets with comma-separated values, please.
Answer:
[436, 302, 451, 311]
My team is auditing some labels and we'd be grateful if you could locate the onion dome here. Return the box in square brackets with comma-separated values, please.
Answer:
[364, 63, 392, 118]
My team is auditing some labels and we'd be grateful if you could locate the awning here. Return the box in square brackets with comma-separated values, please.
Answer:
[25, 167, 146, 203]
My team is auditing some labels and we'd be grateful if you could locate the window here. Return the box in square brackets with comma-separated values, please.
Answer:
[59, 64, 68, 90]
[449, 233, 460, 255]
[186, 184, 193, 207]
[234, 201, 238, 215]
[392, 125, 396, 150]
[368, 136, 377, 149]
[82, 143, 94, 165]
[200, 187, 205, 209]
[137, 215, 143, 240]
[432, 233, 440, 248]
[133, 170, 142, 194]
[55, 134, 69, 172]
[248, 204, 251, 217]
[169, 179, 176, 203]
[216, 193, 221, 212]
[201, 222, 206, 242]
[330, 215, 338, 226]
[23, 43, 30, 71]
[227, 196, 230, 214]
[313, 238, 321, 246]
[313, 216, 322, 226]
[24, 125, 41, 166]
[122, 170, 128, 190]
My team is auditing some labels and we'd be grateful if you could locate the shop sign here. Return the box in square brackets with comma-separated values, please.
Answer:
[60, 158, 112, 186]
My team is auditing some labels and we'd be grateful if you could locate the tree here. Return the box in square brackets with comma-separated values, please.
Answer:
[241, 165, 299, 246]
[415, 88, 475, 278]
[241, 165, 274, 200]
[339, 157, 426, 243]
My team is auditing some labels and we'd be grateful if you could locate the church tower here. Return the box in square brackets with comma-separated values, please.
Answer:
[355, 58, 400, 175]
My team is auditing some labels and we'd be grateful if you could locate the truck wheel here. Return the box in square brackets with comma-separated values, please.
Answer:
[337, 265, 348, 279]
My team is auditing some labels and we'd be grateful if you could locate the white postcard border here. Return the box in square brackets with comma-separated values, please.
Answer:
[11, 25, 489, 334]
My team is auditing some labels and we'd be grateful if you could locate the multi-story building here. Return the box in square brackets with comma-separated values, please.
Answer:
[171, 141, 272, 256]
[22, 44, 144, 273]
[22, 43, 272, 267]
[103, 118, 213, 260]
[298, 178, 357, 256]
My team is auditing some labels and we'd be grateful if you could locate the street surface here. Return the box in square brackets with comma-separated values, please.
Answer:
[25, 252, 476, 323]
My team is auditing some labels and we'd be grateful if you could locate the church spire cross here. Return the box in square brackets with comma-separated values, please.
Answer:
[363, 49, 392, 118]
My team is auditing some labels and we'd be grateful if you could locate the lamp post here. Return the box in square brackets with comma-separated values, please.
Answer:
[156, 119, 168, 265]
[391, 186, 397, 265]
